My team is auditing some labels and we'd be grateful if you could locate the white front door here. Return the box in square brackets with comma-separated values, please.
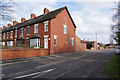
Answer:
[44, 37, 48, 48]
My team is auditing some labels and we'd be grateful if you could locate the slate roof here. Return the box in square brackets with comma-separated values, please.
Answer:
[29, 34, 41, 39]
[1, 6, 76, 33]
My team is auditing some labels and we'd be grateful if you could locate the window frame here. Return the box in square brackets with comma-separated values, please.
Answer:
[21, 28, 23, 36]
[34, 24, 38, 33]
[15, 29, 17, 37]
[3, 33, 5, 39]
[54, 35, 57, 46]
[30, 38, 40, 48]
[63, 24, 67, 34]
[27, 26, 30, 34]
[72, 38, 74, 46]
[44, 21, 48, 32]
[10, 31, 12, 38]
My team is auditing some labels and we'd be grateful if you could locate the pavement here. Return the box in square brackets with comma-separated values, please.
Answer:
[1, 49, 117, 79]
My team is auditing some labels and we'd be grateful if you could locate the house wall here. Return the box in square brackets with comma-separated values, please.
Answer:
[50, 9, 76, 54]
[75, 35, 86, 51]
[1, 21, 50, 48]
[1, 49, 49, 60]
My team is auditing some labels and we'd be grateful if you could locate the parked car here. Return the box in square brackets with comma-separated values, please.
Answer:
[115, 46, 120, 55]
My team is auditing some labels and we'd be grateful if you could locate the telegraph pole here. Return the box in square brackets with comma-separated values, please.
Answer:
[96, 33, 97, 42]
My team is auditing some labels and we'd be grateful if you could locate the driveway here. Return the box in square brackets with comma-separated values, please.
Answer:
[1, 49, 115, 79]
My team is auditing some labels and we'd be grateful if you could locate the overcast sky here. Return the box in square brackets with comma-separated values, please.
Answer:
[2, 0, 118, 44]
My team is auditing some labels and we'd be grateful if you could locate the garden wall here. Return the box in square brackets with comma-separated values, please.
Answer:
[0, 49, 49, 60]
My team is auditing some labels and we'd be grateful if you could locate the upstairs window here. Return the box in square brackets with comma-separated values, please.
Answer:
[34, 24, 38, 33]
[7, 32, 9, 39]
[27, 27, 30, 34]
[15, 30, 17, 37]
[72, 38, 74, 46]
[44, 21, 48, 32]
[11, 31, 13, 38]
[21, 28, 23, 36]
[3, 33, 5, 39]
[64, 25, 67, 34]
[54, 35, 57, 46]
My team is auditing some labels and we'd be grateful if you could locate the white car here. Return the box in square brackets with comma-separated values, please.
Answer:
[115, 46, 120, 55]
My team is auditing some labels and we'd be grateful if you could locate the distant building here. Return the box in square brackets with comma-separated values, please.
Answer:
[81, 40, 98, 50]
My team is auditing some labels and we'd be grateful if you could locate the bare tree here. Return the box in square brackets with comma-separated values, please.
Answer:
[112, 1, 120, 45]
[0, 0, 15, 26]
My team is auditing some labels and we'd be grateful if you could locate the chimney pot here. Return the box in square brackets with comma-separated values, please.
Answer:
[44, 8, 49, 14]
[0, 27, 2, 30]
[13, 21, 18, 25]
[3, 26, 7, 29]
[31, 13, 36, 19]
[21, 18, 26, 22]
[8, 24, 12, 27]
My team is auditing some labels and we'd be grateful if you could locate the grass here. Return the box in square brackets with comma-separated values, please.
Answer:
[103, 55, 120, 79]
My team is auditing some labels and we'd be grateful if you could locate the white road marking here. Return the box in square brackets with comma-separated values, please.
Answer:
[36, 60, 65, 68]
[5, 60, 65, 78]
[14, 68, 56, 79]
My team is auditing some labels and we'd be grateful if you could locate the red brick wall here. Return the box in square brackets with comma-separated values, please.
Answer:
[0, 49, 49, 60]
[2, 21, 50, 48]
[50, 8, 76, 54]
[75, 35, 86, 52]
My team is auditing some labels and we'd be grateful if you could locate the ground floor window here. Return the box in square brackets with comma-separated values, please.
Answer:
[2, 42, 5, 46]
[72, 38, 74, 46]
[7, 41, 13, 46]
[30, 38, 40, 48]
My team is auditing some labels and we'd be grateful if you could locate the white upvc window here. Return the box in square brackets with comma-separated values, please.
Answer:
[15, 29, 17, 37]
[3, 33, 5, 39]
[54, 35, 57, 46]
[11, 31, 13, 38]
[21, 28, 23, 36]
[72, 38, 74, 46]
[34, 24, 38, 33]
[7, 32, 9, 39]
[2, 42, 5, 46]
[30, 38, 40, 48]
[64, 24, 67, 34]
[7, 41, 13, 46]
[44, 21, 48, 32]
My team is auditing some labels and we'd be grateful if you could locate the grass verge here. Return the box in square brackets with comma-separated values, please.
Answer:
[103, 55, 120, 79]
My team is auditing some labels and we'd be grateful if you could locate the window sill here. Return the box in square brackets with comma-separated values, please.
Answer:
[26, 34, 30, 36]
[20, 35, 23, 37]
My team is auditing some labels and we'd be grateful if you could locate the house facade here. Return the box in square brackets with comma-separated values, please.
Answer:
[1, 6, 78, 54]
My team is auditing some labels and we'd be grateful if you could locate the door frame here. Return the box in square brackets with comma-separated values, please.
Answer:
[44, 35, 49, 48]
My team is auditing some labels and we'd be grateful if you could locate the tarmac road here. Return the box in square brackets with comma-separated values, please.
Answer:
[1, 49, 115, 79]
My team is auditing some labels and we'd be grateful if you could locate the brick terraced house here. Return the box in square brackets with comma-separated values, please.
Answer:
[1, 6, 86, 55]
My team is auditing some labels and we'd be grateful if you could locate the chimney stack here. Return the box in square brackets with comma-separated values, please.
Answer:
[21, 18, 26, 22]
[31, 13, 36, 19]
[3, 26, 7, 29]
[8, 24, 12, 27]
[0, 27, 2, 30]
[44, 8, 49, 14]
[13, 21, 18, 25]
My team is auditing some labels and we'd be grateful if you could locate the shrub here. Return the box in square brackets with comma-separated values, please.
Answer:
[39, 46, 44, 48]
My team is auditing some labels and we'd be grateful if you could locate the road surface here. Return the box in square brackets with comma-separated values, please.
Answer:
[1, 49, 115, 79]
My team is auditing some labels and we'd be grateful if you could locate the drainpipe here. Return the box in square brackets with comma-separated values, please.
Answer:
[49, 20, 51, 55]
